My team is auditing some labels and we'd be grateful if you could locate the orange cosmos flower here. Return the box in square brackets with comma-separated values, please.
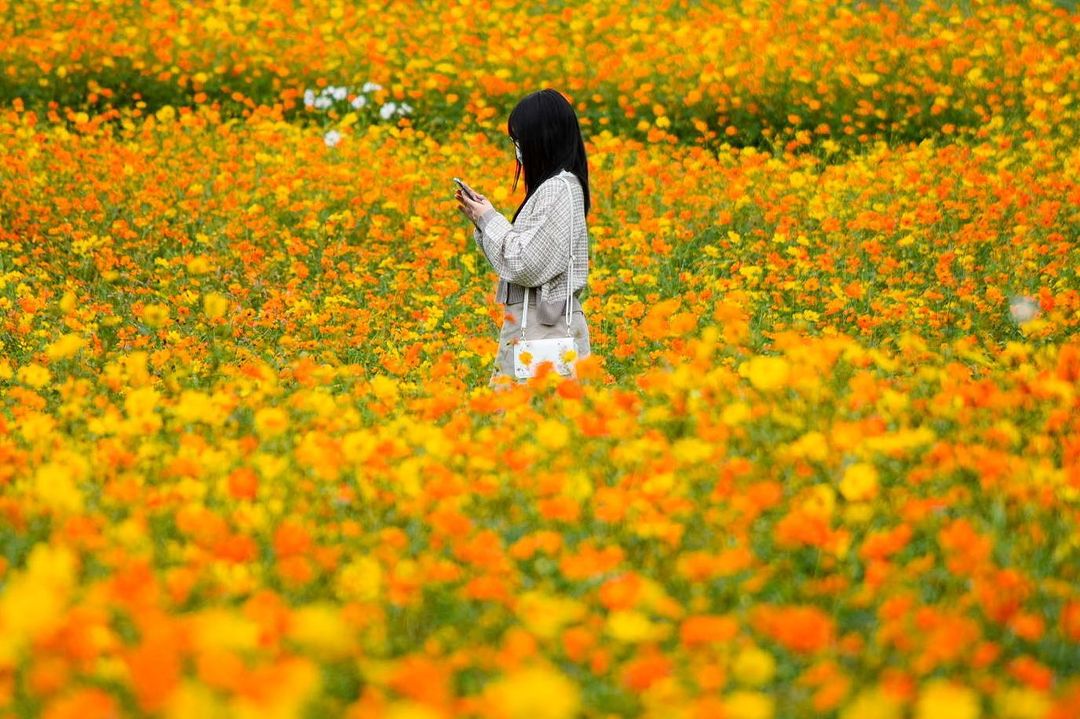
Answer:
[751, 604, 836, 655]
[679, 614, 739, 649]
[621, 650, 672, 693]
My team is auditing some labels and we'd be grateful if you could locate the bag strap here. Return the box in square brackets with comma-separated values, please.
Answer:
[521, 175, 574, 337]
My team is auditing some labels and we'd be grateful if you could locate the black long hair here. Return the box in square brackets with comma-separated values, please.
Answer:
[507, 89, 591, 223]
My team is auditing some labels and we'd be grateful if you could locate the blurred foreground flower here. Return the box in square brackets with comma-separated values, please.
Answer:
[915, 679, 981, 719]
[738, 355, 791, 392]
[484, 664, 581, 719]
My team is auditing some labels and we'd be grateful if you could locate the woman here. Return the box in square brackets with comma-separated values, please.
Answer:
[455, 89, 592, 389]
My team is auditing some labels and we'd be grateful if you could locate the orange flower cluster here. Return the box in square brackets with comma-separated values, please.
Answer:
[1, 0, 1077, 146]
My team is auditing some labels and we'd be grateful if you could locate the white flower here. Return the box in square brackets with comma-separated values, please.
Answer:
[1008, 296, 1039, 324]
[324, 130, 342, 148]
[351, 95, 368, 109]
[379, 102, 397, 120]
[331, 86, 347, 101]
[304, 89, 315, 107]
[362, 81, 383, 93]
[399, 102, 413, 115]
[314, 96, 333, 110]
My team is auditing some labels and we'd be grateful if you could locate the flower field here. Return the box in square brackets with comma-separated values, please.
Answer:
[1, 1, 1079, 717]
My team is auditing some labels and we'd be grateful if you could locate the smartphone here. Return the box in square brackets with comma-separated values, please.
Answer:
[453, 177, 479, 201]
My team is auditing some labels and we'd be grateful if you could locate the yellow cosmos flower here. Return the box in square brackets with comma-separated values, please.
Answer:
[723, 690, 775, 719]
[370, 374, 400, 402]
[801, 484, 837, 519]
[142, 302, 170, 327]
[19, 412, 56, 443]
[915, 680, 981, 719]
[254, 406, 289, 438]
[287, 603, 355, 661]
[172, 390, 219, 425]
[732, 645, 776, 686]
[203, 291, 229, 320]
[16, 362, 51, 389]
[186, 256, 211, 274]
[485, 664, 580, 719]
[840, 462, 879, 502]
[516, 591, 587, 640]
[34, 461, 84, 514]
[843, 502, 875, 525]
[0, 543, 78, 663]
[673, 437, 714, 464]
[58, 290, 77, 314]
[189, 609, 260, 654]
[721, 401, 752, 426]
[45, 333, 86, 360]
[122, 351, 151, 385]
[342, 429, 378, 463]
[335, 556, 383, 602]
[606, 610, 669, 643]
[862, 426, 936, 455]
[124, 385, 161, 418]
[384, 703, 445, 719]
[787, 431, 829, 462]
[165, 680, 228, 719]
[739, 356, 791, 392]
[538, 418, 570, 450]
[993, 686, 1052, 719]
[840, 687, 902, 719]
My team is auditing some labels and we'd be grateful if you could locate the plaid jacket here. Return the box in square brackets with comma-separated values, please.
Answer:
[473, 169, 589, 323]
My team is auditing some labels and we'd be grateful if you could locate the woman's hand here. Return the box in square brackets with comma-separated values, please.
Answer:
[456, 186, 495, 226]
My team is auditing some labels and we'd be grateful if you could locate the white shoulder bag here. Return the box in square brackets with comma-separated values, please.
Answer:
[513, 175, 580, 379]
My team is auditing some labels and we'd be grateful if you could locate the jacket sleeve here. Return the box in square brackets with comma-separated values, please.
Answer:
[473, 179, 573, 287]
[473, 224, 496, 267]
